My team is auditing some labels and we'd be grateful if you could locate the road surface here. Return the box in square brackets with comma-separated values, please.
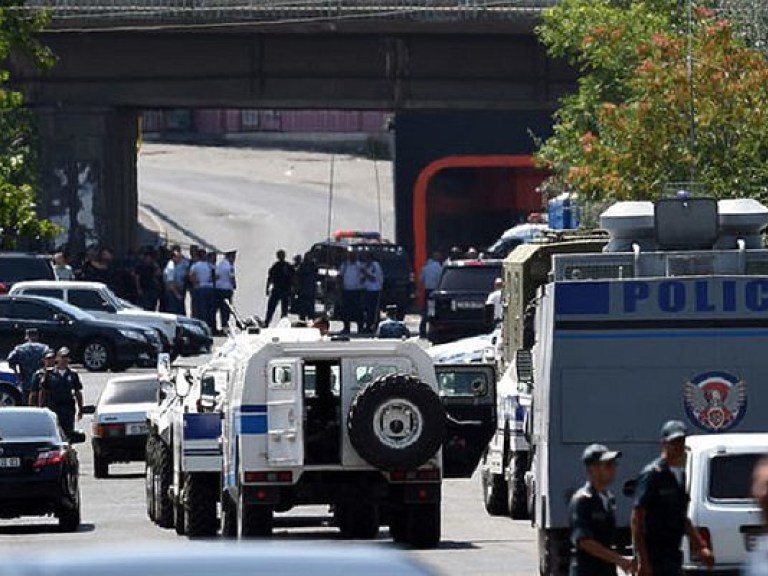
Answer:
[0, 145, 539, 574]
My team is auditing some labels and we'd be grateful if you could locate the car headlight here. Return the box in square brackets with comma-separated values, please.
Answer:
[119, 329, 147, 342]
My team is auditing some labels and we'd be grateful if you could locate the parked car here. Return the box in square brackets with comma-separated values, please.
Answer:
[683, 433, 768, 574]
[0, 408, 84, 531]
[0, 253, 55, 294]
[485, 224, 549, 260]
[11, 281, 181, 354]
[310, 231, 417, 319]
[92, 375, 159, 478]
[0, 361, 20, 406]
[0, 295, 161, 371]
[427, 259, 503, 344]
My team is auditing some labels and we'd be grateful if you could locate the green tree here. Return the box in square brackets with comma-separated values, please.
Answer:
[0, 1, 57, 249]
[536, 0, 768, 204]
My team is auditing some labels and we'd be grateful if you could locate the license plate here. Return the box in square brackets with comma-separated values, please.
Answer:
[456, 301, 484, 310]
[0, 457, 20, 468]
[126, 423, 147, 436]
[742, 526, 768, 551]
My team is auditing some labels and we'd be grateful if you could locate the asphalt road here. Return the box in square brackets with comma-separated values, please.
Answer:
[0, 146, 538, 574]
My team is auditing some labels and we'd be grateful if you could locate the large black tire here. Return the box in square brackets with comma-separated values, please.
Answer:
[348, 374, 445, 471]
[93, 453, 109, 479]
[184, 474, 219, 538]
[238, 498, 273, 539]
[221, 493, 237, 539]
[389, 512, 407, 544]
[0, 383, 22, 407]
[482, 470, 509, 516]
[538, 529, 570, 576]
[508, 452, 530, 520]
[145, 437, 157, 522]
[58, 499, 81, 533]
[154, 442, 174, 528]
[336, 503, 380, 539]
[82, 339, 113, 372]
[404, 504, 441, 549]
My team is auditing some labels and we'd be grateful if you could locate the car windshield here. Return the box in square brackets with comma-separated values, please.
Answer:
[100, 379, 158, 405]
[438, 266, 501, 292]
[0, 411, 59, 439]
[0, 258, 55, 283]
[709, 453, 762, 500]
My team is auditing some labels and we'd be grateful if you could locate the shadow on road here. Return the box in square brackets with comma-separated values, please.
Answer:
[100, 473, 145, 481]
[0, 523, 96, 535]
[139, 202, 219, 252]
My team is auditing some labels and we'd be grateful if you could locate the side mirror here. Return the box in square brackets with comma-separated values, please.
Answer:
[471, 379, 488, 397]
[175, 369, 193, 398]
[201, 375, 217, 397]
[68, 430, 86, 444]
[81, 405, 96, 415]
[53, 313, 69, 324]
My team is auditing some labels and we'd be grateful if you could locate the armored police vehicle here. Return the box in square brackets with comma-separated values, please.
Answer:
[527, 197, 768, 575]
[217, 328, 495, 548]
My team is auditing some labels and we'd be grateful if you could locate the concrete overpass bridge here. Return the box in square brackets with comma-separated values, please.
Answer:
[10, 0, 573, 259]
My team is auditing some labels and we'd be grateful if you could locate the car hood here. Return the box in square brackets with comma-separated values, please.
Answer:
[428, 331, 499, 364]
[118, 309, 177, 325]
[86, 317, 151, 333]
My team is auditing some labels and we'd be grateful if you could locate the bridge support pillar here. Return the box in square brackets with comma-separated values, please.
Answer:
[35, 106, 139, 255]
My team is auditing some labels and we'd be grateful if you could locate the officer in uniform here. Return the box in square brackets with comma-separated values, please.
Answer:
[570, 444, 634, 576]
[7, 328, 50, 405]
[375, 305, 411, 339]
[39, 348, 84, 438]
[632, 420, 714, 576]
[29, 350, 56, 407]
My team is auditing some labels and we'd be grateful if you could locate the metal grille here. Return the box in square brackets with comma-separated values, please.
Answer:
[562, 264, 634, 281]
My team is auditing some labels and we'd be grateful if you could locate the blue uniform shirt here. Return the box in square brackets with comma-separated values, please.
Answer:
[375, 318, 411, 339]
[7, 342, 51, 393]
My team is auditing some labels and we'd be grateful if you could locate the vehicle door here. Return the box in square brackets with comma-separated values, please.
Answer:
[7, 299, 69, 352]
[68, 288, 116, 319]
[435, 363, 497, 478]
[0, 299, 20, 356]
[264, 359, 304, 467]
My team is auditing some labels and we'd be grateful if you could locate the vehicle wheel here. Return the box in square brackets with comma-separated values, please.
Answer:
[389, 512, 407, 544]
[58, 491, 81, 532]
[93, 453, 109, 479]
[335, 503, 379, 539]
[508, 452, 530, 520]
[482, 470, 509, 516]
[538, 529, 570, 576]
[82, 339, 113, 372]
[0, 383, 22, 407]
[184, 473, 219, 538]
[145, 436, 157, 521]
[174, 499, 186, 536]
[348, 373, 445, 471]
[221, 493, 237, 539]
[404, 504, 441, 549]
[238, 495, 273, 538]
[153, 442, 174, 528]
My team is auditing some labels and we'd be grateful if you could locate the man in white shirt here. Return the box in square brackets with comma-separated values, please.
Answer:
[190, 248, 216, 330]
[360, 251, 384, 334]
[419, 251, 443, 338]
[216, 250, 237, 333]
[486, 277, 504, 326]
[338, 250, 362, 334]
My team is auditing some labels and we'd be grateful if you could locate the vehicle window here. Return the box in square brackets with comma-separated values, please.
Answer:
[69, 289, 109, 311]
[23, 288, 64, 300]
[100, 379, 158, 405]
[709, 453, 762, 500]
[355, 364, 399, 386]
[303, 364, 341, 397]
[438, 370, 491, 398]
[0, 411, 59, 439]
[0, 257, 55, 283]
[438, 266, 502, 292]
[11, 301, 56, 321]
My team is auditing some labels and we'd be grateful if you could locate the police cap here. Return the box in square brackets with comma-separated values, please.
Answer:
[660, 420, 687, 442]
[57, 347, 70, 357]
[582, 443, 622, 466]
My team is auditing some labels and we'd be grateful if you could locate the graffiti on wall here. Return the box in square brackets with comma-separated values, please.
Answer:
[48, 161, 100, 251]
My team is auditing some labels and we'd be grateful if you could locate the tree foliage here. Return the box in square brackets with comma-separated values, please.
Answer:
[536, 0, 768, 204]
[0, 1, 57, 249]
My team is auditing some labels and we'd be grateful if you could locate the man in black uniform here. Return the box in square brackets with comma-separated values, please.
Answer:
[29, 350, 56, 407]
[570, 443, 635, 576]
[39, 348, 84, 439]
[632, 420, 715, 576]
[265, 249, 295, 326]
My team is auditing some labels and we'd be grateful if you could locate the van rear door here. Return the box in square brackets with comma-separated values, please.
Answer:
[435, 363, 497, 478]
[266, 359, 303, 466]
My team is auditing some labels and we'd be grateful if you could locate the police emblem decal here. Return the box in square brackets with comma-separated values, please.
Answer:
[684, 371, 747, 433]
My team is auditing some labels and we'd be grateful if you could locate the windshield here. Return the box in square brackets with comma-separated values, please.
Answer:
[709, 453, 762, 500]
[100, 379, 158, 405]
[0, 411, 59, 439]
[437, 266, 501, 292]
[0, 258, 55, 283]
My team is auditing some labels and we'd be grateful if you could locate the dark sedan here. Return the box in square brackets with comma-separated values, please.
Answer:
[0, 295, 161, 371]
[0, 408, 84, 531]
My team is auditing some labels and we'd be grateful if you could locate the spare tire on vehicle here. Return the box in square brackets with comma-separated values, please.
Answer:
[348, 373, 445, 471]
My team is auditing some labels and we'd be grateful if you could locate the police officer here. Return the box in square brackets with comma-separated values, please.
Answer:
[39, 348, 84, 438]
[29, 350, 56, 407]
[375, 305, 411, 339]
[7, 328, 51, 405]
[631, 421, 715, 576]
[570, 444, 634, 576]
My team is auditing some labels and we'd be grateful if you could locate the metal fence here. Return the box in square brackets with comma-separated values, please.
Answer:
[11, 0, 557, 27]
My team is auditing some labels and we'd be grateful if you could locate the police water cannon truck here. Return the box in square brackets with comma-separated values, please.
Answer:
[524, 197, 768, 576]
[214, 327, 496, 547]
